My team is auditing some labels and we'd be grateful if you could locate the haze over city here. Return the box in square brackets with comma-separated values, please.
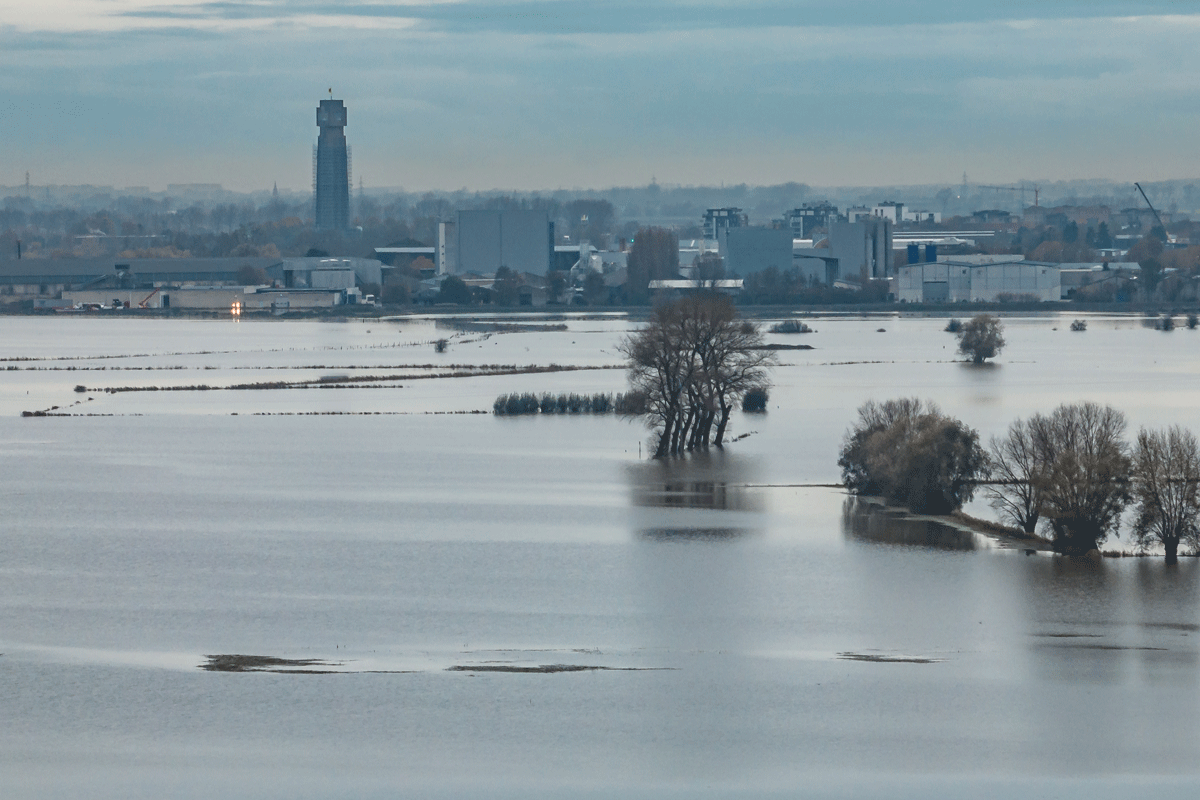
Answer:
[4, 0, 1199, 192]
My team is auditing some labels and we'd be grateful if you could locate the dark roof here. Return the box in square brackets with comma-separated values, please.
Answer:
[0, 257, 281, 284]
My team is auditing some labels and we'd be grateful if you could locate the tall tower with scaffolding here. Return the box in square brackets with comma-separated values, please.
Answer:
[313, 93, 351, 230]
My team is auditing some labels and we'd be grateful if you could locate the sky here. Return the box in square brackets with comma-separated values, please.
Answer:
[2, 1, 1199, 193]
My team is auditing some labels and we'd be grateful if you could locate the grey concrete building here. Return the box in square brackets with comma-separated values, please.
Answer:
[314, 98, 351, 230]
[455, 210, 553, 275]
[720, 227, 793, 276]
[827, 218, 892, 282]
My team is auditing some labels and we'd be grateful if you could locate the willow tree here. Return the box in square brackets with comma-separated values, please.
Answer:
[620, 295, 774, 458]
[838, 398, 989, 514]
[957, 314, 1005, 364]
[1131, 426, 1200, 562]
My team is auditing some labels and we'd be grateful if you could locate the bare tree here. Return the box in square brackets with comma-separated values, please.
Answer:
[1035, 402, 1132, 554]
[621, 301, 692, 459]
[1131, 426, 1200, 562]
[620, 295, 773, 458]
[703, 318, 774, 446]
[986, 418, 1046, 535]
[957, 314, 1005, 364]
[493, 266, 521, 306]
[625, 227, 679, 304]
[546, 270, 567, 303]
[236, 265, 270, 285]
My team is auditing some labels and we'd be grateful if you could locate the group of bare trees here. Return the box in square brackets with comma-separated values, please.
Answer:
[988, 403, 1200, 560]
[840, 398, 1200, 560]
[621, 295, 774, 458]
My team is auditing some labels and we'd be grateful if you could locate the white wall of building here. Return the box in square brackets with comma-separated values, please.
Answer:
[897, 262, 1060, 303]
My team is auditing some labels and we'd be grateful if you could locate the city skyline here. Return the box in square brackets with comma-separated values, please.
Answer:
[3, 1, 1199, 193]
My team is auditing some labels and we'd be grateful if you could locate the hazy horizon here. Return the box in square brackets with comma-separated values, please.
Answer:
[4, 1, 1199, 193]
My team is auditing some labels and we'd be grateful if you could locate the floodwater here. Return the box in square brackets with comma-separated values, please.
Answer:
[3, 311, 1200, 798]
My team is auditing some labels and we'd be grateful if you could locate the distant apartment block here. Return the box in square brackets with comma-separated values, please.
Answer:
[314, 98, 351, 230]
[703, 208, 748, 241]
[902, 209, 942, 224]
[872, 202, 904, 224]
[784, 203, 838, 238]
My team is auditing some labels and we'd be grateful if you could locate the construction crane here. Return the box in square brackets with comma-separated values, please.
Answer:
[979, 184, 1039, 210]
[138, 288, 159, 309]
[1134, 182, 1175, 243]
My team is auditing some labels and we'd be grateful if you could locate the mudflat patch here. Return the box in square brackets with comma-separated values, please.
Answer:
[837, 652, 942, 664]
[447, 664, 663, 674]
[201, 654, 342, 673]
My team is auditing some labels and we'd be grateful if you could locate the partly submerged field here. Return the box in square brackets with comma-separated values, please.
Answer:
[4, 311, 1200, 799]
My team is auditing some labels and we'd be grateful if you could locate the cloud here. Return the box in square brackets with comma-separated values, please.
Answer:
[8, 0, 1194, 34]
[2, 3, 1199, 190]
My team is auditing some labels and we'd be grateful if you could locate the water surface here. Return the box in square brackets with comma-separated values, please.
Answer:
[3, 312, 1200, 798]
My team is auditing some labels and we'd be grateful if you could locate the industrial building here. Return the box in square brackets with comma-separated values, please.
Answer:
[720, 227, 793, 276]
[0, 257, 281, 297]
[62, 286, 362, 311]
[313, 98, 351, 230]
[453, 210, 553, 275]
[896, 260, 1060, 303]
[793, 218, 893, 286]
[281, 257, 382, 289]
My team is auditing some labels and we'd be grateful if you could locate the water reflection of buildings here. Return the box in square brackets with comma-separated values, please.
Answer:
[627, 454, 763, 540]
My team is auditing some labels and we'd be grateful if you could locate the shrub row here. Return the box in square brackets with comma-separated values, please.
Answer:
[493, 391, 646, 416]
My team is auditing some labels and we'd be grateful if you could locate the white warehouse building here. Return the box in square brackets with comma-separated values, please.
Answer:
[897, 260, 1060, 303]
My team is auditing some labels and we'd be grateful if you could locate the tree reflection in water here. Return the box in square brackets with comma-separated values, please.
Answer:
[627, 452, 763, 541]
[842, 496, 982, 551]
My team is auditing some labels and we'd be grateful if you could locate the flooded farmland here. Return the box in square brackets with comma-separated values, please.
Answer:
[3, 311, 1200, 799]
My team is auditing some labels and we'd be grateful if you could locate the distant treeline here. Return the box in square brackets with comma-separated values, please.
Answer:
[493, 391, 646, 416]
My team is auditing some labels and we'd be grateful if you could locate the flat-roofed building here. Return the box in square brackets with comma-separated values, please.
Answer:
[720, 227, 793, 276]
[455, 210, 553, 275]
[896, 260, 1059, 303]
[0, 257, 282, 297]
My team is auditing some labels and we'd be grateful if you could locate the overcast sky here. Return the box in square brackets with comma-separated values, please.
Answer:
[3, 1, 1198, 193]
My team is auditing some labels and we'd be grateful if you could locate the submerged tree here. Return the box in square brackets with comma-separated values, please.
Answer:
[838, 398, 989, 514]
[1131, 426, 1200, 562]
[957, 314, 1005, 364]
[620, 295, 774, 458]
[986, 418, 1047, 535]
[1035, 402, 1132, 554]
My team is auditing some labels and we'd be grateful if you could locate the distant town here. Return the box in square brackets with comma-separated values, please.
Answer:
[2, 96, 1198, 313]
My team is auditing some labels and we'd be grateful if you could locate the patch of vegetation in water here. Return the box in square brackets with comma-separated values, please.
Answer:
[837, 652, 941, 664]
[200, 654, 341, 673]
